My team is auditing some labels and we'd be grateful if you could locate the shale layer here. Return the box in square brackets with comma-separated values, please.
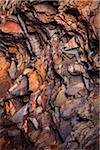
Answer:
[0, 0, 99, 150]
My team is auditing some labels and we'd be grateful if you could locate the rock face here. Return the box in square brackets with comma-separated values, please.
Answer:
[0, 0, 99, 150]
[0, 53, 11, 99]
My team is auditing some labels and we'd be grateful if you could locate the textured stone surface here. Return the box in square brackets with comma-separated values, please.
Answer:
[0, 0, 99, 149]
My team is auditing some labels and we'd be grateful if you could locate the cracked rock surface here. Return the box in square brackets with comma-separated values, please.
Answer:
[0, 0, 99, 150]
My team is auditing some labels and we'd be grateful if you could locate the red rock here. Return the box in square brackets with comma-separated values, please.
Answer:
[1, 21, 22, 33]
